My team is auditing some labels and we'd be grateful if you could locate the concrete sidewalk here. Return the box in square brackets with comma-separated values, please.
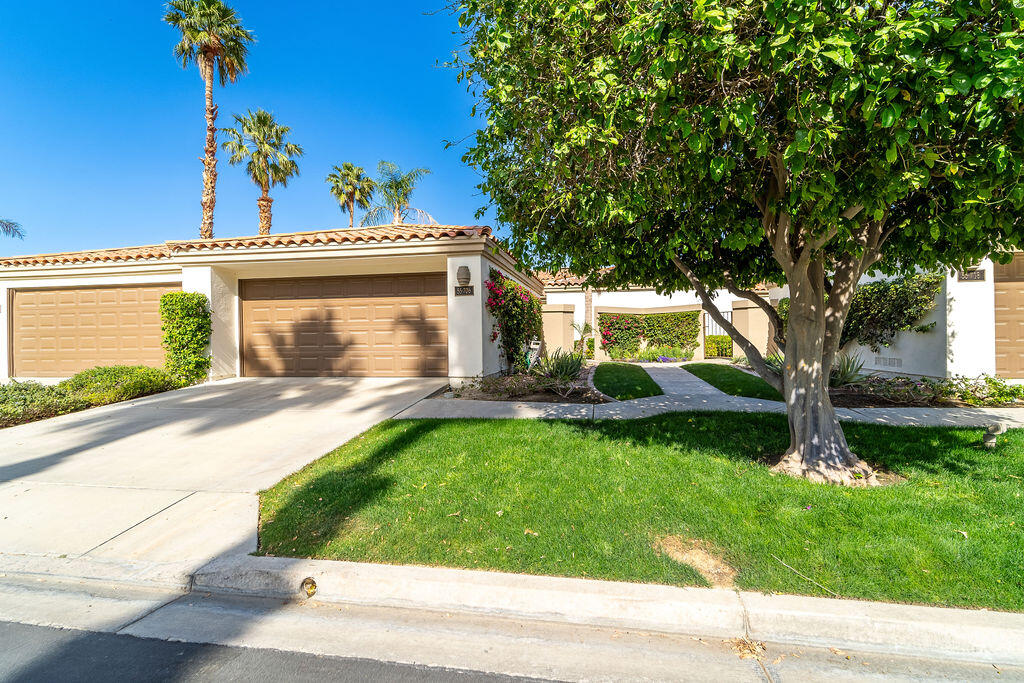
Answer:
[397, 363, 1024, 428]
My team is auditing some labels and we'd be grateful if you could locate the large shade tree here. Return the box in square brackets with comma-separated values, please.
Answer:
[165, 0, 254, 239]
[326, 163, 376, 228]
[221, 109, 303, 235]
[360, 161, 437, 226]
[454, 0, 1024, 485]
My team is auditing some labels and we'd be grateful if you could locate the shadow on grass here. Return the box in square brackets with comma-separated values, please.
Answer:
[257, 420, 440, 558]
[560, 411, 1009, 481]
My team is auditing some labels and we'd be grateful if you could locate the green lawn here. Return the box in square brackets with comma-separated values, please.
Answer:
[593, 362, 664, 400]
[683, 362, 783, 401]
[259, 413, 1024, 611]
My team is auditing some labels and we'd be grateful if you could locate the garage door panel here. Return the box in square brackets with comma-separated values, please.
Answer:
[12, 284, 179, 377]
[241, 274, 448, 377]
[995, 255, 1024, 378]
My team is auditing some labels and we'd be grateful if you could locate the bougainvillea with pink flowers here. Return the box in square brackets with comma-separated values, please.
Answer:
[485, 269, 542, 371]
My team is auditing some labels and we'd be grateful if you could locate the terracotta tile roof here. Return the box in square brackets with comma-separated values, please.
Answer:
[0, 244, 172, 268]
[167, 225, 492, 252]
[0, 225, 492, 268]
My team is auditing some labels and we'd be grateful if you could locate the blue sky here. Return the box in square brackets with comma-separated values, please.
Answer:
[0, 1, 493, 257]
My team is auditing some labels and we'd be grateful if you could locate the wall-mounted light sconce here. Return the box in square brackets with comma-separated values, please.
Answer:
[456, 265, 471, 286]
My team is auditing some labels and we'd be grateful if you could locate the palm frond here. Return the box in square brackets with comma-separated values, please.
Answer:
[363, 160, 434, 225]
[326, 163, 376, 217]
[163, 0, 255, 83]
[359, 206, 396, 227]
[403, 208, 439, 225]
[221, 109, 302, 191]
[0, 218, 24, 239]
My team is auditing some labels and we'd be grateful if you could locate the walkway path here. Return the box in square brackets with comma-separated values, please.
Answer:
[397, 363, 1024, 428]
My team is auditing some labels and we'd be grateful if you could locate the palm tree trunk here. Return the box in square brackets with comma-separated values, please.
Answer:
[348, 196, 355, 229]
[257, 186, 273, 235]
[200, 55, 218, 239]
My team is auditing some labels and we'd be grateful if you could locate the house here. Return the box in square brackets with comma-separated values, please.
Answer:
[821, 256, 1022, 380]
[0, 225, 542, 388]
[539, 270, 775, 361]
[541, 254, 1024, 381]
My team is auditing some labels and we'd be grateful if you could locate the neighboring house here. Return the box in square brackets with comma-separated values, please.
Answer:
[783, 255, 1021, 381]
[0, 225, 542, 388]
[539, 270, 775, 361]
[541, 254, 1024, 380]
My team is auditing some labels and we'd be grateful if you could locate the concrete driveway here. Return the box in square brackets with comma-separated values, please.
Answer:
[0, 377, 444, 587]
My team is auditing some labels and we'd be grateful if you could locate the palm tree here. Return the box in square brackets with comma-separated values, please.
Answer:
[164, 0, 254, 239]
[326, 163, 376, 229]
[360, 161, 437, 226]
[1, 219, 23, 239]
[221, 109, 303, 235]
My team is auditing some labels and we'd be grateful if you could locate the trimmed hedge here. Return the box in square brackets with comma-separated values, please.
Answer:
[599, 311, 700, 353]
[1, 365, 177, 428]
[704, 334, 734, 358]
[160, 291, 212, 384]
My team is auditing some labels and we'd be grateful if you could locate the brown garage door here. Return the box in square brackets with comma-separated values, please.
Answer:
[240, 274, 448, 377]
[11, 283, 179, 377]
[995, 254, 1024, 378]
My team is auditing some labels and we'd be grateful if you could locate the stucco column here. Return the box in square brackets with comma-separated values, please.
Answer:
[180, 265, 238, 381]
[446, 254, 491, 387]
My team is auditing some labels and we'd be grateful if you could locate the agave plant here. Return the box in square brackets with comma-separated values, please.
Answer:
[360, 161, 437, 226]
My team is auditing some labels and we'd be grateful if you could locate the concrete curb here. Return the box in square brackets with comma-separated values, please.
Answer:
[193, 554, 1024, 666]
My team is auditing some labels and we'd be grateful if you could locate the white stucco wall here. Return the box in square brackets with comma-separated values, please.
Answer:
[446, 254, 489, 386]
[945, 259, 996, 377]
[181, 265, 239, 380]
[775, 265, 998, 379]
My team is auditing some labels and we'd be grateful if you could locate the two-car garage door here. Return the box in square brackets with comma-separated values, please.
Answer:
[11, 284, 179, 377]
[240, 273, 448, 377]
[8, 273, 449, 379]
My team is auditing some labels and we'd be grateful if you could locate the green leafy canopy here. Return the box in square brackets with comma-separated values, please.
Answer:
[454, 0, 1024, 291]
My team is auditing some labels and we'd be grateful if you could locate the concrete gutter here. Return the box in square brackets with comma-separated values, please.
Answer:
[193, 554, 1024, 666]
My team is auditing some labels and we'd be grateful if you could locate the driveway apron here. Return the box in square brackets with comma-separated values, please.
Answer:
[0, 377, 444, 585]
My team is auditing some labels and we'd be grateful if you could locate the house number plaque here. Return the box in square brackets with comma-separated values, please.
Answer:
[454, 285, 474, 296]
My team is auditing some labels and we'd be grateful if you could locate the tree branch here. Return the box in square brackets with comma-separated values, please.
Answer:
[672, 256, 783, 392]
[720, 274, 787, 355]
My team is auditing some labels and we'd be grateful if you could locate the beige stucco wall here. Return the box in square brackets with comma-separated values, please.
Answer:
[542, 303, 575, 354]
[730, 299, 772, 358]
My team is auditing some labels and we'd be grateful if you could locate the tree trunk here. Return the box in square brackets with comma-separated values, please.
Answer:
[772, 269, 878, 487]
[200, 56, 218, 240]
[257, 192, 273, 235]
[348, 196, 354, 228]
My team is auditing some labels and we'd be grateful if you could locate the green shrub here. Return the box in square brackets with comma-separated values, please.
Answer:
[160, 291, 212, 384]
[585, 337, 595, 359]
[1, 365, 177, 428]
[0, 382, 87, 428]
[599, 311, 700, 354]
[59, 365, 178, 403]
[609, 345, 694, 362]
[775, 272, 943, 352]
[851, 374, 1024, 406]
[703, 334, 733, 358]
[485, 269, 543, 372]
